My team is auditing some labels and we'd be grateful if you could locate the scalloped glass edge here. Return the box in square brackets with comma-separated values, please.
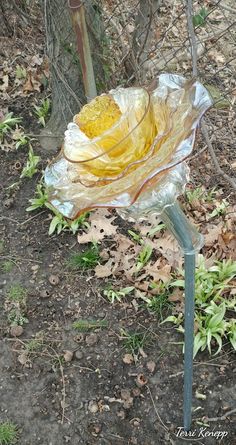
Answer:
[44, 74, 213, 219]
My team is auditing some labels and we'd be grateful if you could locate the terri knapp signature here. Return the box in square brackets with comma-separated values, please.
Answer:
[176, 427, 228, 440]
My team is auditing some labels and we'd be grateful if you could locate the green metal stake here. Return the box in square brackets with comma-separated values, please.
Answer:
[162, 202, 203, 431]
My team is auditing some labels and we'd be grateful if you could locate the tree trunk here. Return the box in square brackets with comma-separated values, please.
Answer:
[42, 0, 105, 149]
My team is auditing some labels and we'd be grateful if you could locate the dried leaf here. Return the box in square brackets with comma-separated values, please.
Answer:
[95, 259, 114, 278]
[78, 210, 118, 244]
[204, 224, 223, 247]
[23, 72, 41, 93]
[144, 260, 172, 283]
[168, 288, 184, 302]
[0, 74, 9, 92]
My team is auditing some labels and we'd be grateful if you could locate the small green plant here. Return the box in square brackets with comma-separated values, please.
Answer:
[15, 65, 27, 79]
[15, 133, 30, 150]
[26, 337, 43, 353]
[147, 222, 166, 238]
[128, 230, 143, 245]
[209, 199, 229, 218]
[27, 182, 90, 235]
[1, 260, 14, 273]
[6, 284, 28, 326]
[121, 328, 151, 355]
[185, 186, 216, 204]
[0, 113, 21, 141]
[48, 209, 89, 235]
[72, 319, 108, 331]
[26, 182, 49, 211]
[8, 310, 28, 326]
[20, 146, 41, 179]
[0, 421, 18, 445]
[193, 301, 227, 356]
[227, 319, 236, 350]
[33, 98, 51, 127]
[7, 284, 27, 303]
[104, 286, 134, 304]
[193, 7, 208, 27]
[142, 283, 173, 320]
[68, 244, 100, 269]
[163, 256, 236, 356]
[136, 244, 153, 272]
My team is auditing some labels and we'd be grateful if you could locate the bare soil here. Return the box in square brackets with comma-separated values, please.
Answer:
[0, 2, 236, 444]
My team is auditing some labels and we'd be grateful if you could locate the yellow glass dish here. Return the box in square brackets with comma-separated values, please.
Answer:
[45, 74, 212, 219]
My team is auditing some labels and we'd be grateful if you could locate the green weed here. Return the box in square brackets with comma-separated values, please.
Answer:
[68, 244, 100, 270]
[147, 223, 166, 238]
[7, 310, 28, 327]
[72, 319, 108, 331]
[15, 132, 30, 150]
[0, 422, 18, 445]
[136, 244, 153, 272]
[27, 182, 90, 235]
[163, 256, 236, 356]
[103, 286, 134, 304]
[193, 7, 208, 27]
[20, 146, 41, 179]
[0, 113, 21, 141]
[26, 183, 49, 211]
[121, 329, 151, 355]
[33, 98, 51, 127]
[48, 209, 89, 236]
[142, 287, 173, 321]
[185, 186, 216, 204]
[7, 284, 27, 304]
[1, 260, 14, 273]
[209, 199, 229, 218]
[26, 338, 43, 353]
[15, 65, 27, 79]
[6, 284, 28, 326]
[128, 230, 144, 245]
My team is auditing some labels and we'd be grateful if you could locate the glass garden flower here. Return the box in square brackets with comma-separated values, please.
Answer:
[44, 74, 212, 219]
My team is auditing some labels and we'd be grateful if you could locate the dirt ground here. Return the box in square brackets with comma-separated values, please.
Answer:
[0, 147, 236, 445]
[1, 2, 236, 445]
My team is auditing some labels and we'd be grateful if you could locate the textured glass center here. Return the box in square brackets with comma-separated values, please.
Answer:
[74, 95, 122, 139]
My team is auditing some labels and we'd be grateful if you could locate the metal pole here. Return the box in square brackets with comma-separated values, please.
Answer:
[69, 0, 97, 101]
[162, 202, 202, 431]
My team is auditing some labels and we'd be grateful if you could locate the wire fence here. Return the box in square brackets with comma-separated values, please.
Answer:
[44, 0, 235, 186]
[98, 0, 235, 103]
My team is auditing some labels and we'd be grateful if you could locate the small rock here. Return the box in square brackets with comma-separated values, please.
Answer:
[75, 350, 83, 360]
[122, 353, 134, 364]
[31, 265, 39, 271]
[49, 275, 60, 286]
[132, 388, 141, 397]
[130, 418, 141, 427]
[3, 198, 14, 208]
[86, 333, 98, 346]
[39, 289, 50, 299]
[120, 389, 133, 409]
[18, 352, 28, 365]
[117, 409, 125, 419]
[63, 350, 74, 362]
[88, 401, 99, 414]
[10, 325, 23, 337]
[146, 360, 156, 374]
[135, 373, 148, 388]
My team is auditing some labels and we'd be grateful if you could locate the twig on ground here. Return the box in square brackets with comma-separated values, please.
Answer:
[195, 408, 236, 423]
[147, 385, 168, 432]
